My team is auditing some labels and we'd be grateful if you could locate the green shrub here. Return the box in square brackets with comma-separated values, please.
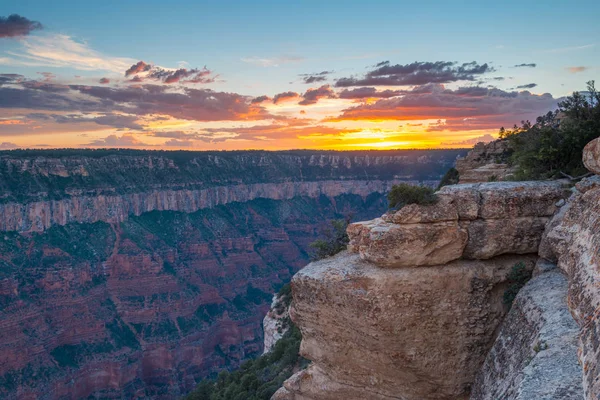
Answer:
[437, 167, 460, 189]
[184, 322, 307, 400]
[501, 81, 600, 180]
[387, 183, 437, 210]
[309, 218, 350, 261]
[502, 262, 533, 308]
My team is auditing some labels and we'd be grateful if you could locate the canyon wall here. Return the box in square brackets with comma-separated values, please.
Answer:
[0, 149, 463, 399]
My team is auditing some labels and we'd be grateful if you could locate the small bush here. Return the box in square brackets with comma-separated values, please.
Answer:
[309, 218, 350, 261]
[502, 262, 532, 308]
[387, 183, 437, 210]
[437, 167, 460, 189]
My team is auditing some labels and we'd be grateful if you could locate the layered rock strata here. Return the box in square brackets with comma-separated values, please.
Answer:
[455, 140, 514, 183]
[278, 180, 570, 400]
[0, 179, 403, 233]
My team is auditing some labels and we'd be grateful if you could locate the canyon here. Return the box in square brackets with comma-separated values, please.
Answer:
[275, 138, 600, 399]
[0, 149, 464, 399]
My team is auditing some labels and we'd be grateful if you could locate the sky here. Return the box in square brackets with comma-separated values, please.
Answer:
[0, 0, 598, 151]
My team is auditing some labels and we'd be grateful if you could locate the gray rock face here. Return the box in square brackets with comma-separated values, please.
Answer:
[348, 181, 569, 267]
[470, 270, 582, 400]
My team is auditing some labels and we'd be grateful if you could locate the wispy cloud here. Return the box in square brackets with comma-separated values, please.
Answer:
[540, 44, 595, 54]
[0, 34, 135, 73]
[241, 55, 303, 67]
[566, 66, 588, 73]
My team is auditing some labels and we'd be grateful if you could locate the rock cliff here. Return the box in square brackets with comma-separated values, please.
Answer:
[455, 140, 514, 183]
[0, 149, 463, 399]
[278, 180, 570, 399]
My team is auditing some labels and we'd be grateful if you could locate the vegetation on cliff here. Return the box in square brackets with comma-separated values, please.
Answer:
[437, 167, 460, 189]
[502, 262, 533, 308]
[309, 217, 350, 260]
[387, 183, 437, 209]
[500, 81, 600, 180]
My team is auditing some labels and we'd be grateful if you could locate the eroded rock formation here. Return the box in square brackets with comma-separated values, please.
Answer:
[455, 140, 514, 183]
[279, 180, 570, 400]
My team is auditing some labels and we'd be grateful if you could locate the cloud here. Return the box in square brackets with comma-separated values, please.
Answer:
[0, 14, 42, 38]
[201, 122, 361, 142]
[299, 70, 333, 84]
[299, 85, 336, 105]
[541, 44, 595, 54]
[124, 61, 216, 84]
[99, 77, 110, 84]
[0, 142, 18, 149]
[335, 61, 493, 87]
[125, 61, 152, 76]
[273, 91, 300, 104]
[566, 66, 588, 73]
[164, 138, 194, 147]
[251, 95, 271, 104]
[514, 63, 537, 68]
[0, 73, 23, 85]
[241, 55, 304, 67]
[516, 83, 537, 89]
[0, 80, 270, 122]
[0, 34, 135, 73]
[442, 133, 496, 146]
[337, 87, 404, 99]
[328, 84, 560, 132]
[87, 134, 149, 147]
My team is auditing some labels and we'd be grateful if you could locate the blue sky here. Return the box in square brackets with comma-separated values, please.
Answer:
[0, 1, 598, 149]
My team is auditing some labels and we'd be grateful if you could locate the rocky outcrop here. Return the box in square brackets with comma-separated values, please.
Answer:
[455, 140, 514, 183]
[262, 293, 291, 355]
[284, 252, 536, 400]
[348, 181, 569, 268]
[280, 180, 571, 400]
[471, 269, 582, 399]
[538, 169, 600, 398]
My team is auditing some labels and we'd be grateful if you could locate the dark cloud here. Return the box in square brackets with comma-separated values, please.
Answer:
[516, 83, 537, 89]
[128, 76, 144, 83]
[0, 14, 42, 38]
[514, 63, 537, 68]
[335, 61, 493, 87]
[0, 80, 270, 123]
[328, 84, 560, 132]
[251, 95, 271, 104]
[99, 78, 110, 84]
[125, 61, 152, 77]
[299, 70, 333, 84]
[337, 87, 404, 99]
[273, 91, 300, 104]
[125, 61, 216, 84]
[298, 85, 336, 105]
[0, 73, 23, 85]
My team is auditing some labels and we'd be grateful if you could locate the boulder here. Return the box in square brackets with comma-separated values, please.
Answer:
[583, 137, 600, 175]
[285, 252, 537, 400]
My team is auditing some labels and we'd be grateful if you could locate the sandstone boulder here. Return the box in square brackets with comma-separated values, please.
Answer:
[349, 182, 568, 266]
[285, 252, 537, 400]
[583, 137, 600, 175]
[348, 218, 468, 267]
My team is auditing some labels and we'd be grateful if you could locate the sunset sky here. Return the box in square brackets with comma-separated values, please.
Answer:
[0, 0, 599, 150]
